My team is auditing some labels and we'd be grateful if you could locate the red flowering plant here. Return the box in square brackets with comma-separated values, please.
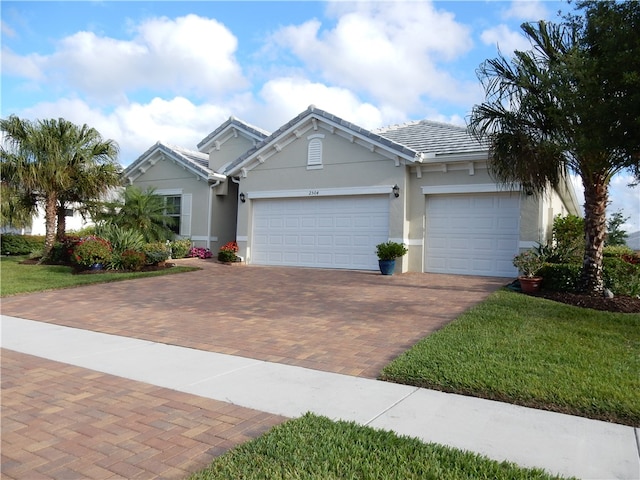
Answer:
[72, 236, 113, 269]
[218, 241, 239, 262]
[188, 246, 213, 259]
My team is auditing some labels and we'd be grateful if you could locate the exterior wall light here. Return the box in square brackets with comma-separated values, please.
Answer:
[239, 192, 246, 203]
[393, 184, 400, 198]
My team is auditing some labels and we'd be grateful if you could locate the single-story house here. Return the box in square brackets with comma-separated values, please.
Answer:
[124, 105, 580, 277]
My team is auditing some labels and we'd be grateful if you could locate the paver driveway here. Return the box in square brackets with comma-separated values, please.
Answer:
[2, 260, 508, 479]
[2, 259, 509, 378]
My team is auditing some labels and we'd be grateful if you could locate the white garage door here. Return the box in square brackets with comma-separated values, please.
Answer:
[251, 195, 389, 270]
[425, 193, 520, 277]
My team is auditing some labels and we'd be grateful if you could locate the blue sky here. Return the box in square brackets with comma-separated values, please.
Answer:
[2, 1, 638, 233]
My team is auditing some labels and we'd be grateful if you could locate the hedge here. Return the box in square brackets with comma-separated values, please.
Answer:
[0, 234, 45, 255]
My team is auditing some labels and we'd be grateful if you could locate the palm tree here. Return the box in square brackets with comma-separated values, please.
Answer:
[0, 182, 37, 232]
[468, 2, 640, 295]
[102, 185, 176, 243]
[0, 116, 120, 258]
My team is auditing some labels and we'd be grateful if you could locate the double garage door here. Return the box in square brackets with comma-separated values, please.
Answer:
[251, 195, 389, 270]
[425, 193, 520, 277]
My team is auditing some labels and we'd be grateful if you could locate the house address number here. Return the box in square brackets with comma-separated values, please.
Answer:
[308, 190, 320, 196]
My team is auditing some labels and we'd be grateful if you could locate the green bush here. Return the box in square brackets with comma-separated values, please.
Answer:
[538, 263, 582, 293]
[49, 236, 82, 264]
[375, 241, 408, 261]
[552, 214, 585, 262]
[97, 224, 145, 254]
[603, 245, 634, 257]
[217, 250, 237, 262]
[72, 236, 113, 268]
[539, 256, 640, 297]
[120, 249, 146, 271]
[144, 241, 170, 265]
[603, 256, 640, 297]
[0, 234, 45, 255]
[170, 238, 192, 259]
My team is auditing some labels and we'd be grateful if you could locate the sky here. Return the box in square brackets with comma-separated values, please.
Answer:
[1, 0, 638, 233]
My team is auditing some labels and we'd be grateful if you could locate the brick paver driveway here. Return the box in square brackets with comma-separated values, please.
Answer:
[1, 260, 508, 479]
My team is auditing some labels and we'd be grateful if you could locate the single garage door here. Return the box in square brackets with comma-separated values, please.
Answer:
[425, 193, 520, 277]
[251, 195, 389, 270]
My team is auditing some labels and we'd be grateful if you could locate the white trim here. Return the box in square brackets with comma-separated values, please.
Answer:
[236, 235, 248, 242]
[191, 236, 218, 242]
[247, 185, 395, 200]
[421, 184, 520, 195]
[155, 188, 183, 195]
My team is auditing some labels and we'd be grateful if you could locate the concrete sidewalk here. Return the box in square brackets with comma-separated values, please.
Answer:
[2, 314, 639, 480]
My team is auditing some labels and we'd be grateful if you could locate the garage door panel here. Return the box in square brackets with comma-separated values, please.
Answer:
[252, 196, 389, 270]
[426, 193, 519, 277]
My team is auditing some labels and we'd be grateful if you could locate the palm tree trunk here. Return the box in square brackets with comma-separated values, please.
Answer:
[42, 194, 58, 260]
[580, 176, 608, 295]
[56, 203, 67, 241]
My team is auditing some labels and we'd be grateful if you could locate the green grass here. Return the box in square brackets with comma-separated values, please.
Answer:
[0, 255, 199, 297]
[381, 289, 640, 426]
[189, 413, 571, 480]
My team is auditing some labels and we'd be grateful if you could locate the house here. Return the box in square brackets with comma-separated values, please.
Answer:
[124, 105, 580, 277]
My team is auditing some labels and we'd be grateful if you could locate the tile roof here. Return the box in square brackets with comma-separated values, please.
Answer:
[124, 142, 225, 181]
[197, 116, 269, 151]
[374, 120, 489, 156]
[223, 105, 422, 175]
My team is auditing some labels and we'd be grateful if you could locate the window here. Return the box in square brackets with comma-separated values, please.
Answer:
[164, 195, 181, 234]
[307, 134, 324, 169]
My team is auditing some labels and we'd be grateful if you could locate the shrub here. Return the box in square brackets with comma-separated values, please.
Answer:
[144, 241, 170, 265]
[170, 238, 192, 259]
[603, 257, 640, 297]
[539, 257, 640, 297]
[49, 236, 82, 264]
[538, 263, 581, 293]
[72, 236, 113, 268]
[189, 246, 213, 259]
[375, 241, 408, 261]
[603, 245, 634, 257]
[218, 241, 238, 262]
[0, 234, 45, 255]
[552, 214, 585, 262]
[97, 224, 145, 254]
[120, 249, 146, 271]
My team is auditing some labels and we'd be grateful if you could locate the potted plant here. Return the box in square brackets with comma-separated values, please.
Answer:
[375, 241, 408, 275]
[513, 249, 545, 293]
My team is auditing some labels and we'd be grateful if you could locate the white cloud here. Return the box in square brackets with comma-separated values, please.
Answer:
[5, 14, 246, 103]
[502, 1, 549, 21]
[480, 24, 532, 55]
[267, 1, 478, 111]
[253, 77, 390, 130]
[19, 96, 232, 166]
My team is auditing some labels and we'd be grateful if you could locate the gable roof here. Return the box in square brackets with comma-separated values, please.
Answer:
[374, 120, 489, 158]
[223, 105, 423, 176]
[124, 141, 226, 184]
[197, 116, 269, 153]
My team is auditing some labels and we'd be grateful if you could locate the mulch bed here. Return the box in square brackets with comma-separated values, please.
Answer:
[529, 290, 640, 314]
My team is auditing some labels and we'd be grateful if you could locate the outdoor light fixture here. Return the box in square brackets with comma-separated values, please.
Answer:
[239, 192, 246, 203]
[393, 184, 400, 198]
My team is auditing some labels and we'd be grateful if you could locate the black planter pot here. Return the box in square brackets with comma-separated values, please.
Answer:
[378, 259, 396, 275]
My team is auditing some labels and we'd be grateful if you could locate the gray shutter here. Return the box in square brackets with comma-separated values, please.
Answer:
[180, 194, 192, 237]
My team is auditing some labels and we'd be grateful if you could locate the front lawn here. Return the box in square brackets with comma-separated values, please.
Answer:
[0, 255, 199, 296]
[381, 289, 640, 426]
[189, 413, 570, 480]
